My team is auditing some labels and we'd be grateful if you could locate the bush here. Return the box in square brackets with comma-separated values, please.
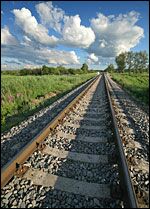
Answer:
[1, 73, 96, 131]
[1, 65, 94, 76]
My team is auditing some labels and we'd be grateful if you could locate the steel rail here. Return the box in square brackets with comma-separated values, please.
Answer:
[104, 73, 138, 208]
[1, 75, 99, 189]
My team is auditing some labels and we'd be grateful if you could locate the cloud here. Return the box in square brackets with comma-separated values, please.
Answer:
[36, 2, 64, 33]
[61, 15, 95, 48]
[2, 2, 145, 70]
[37, 48, 80, 65]
[1, 26, 18, 46]
[2, 43, 80, 66]
[21, 35, 32, 46]
[1, 64, 8, 70]
[89, 53, 98, 62]
[91, 13, 109, 31]
[89, 11, 144, 57]
[87, 53, 99, 65]
[5, 60, 22, 65]
[23, 64, 41, 69]
[36, 2, 95, 48]
[13, 7, 58, 46]
[1, 10, 3, 15]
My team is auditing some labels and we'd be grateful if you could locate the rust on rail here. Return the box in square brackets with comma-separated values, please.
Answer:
[104, 74, 138, 208]
[1, 76, 99, 189]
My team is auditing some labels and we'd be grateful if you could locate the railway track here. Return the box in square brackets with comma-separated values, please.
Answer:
[106, 74, 149, 208]
[1, 74, 138, 208]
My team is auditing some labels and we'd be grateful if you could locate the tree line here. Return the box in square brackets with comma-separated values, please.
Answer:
[105, 51, 149, 73]
[1, 63, 95, 76]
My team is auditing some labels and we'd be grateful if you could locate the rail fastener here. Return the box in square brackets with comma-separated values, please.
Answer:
[1, 76, 99, 189]
[104, 74, 138, 208]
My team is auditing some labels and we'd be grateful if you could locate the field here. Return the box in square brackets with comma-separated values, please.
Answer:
[110, 72, 149, 106]
[1, 74, 96, 132]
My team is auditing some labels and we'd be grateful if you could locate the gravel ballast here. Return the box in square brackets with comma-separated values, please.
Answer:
[107, 74, 149, 208]
[1, 77, 95, 168]
[1, 75, 126, 208]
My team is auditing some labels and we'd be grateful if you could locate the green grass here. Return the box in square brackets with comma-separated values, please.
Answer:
[1, 74, 96, 132]
[110, 72, 149, 106]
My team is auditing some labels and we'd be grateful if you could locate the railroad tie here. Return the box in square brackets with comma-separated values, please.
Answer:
[42, 146, 108, 164]
[56, 131, 108, 143]
[23, 168, 111, 199]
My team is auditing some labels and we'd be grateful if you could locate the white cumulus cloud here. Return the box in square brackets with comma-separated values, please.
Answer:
[87, 53, 98, 65]
[13, 8, 58, 46]
[2, 42, 80, 66]
[89, 53, 98, 62]
[1, 26, 18, 45]
[2, 2, 145, 69]
[89, 11, 144, 57]
[14, 5, 95, 50]
[36, 2, 95, 48]
[39, 49, 80, 65]
[62, 15, 95, 48]
[36, 1, 64, 33]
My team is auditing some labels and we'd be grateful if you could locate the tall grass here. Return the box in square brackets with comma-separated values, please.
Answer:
[1, 74, 96, 131]
[110, 72, 149, 105]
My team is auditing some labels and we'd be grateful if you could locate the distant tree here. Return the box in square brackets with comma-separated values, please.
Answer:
[126, 51, 148, 73]
[49, 67, 57, 74]
[42, 65, 50, 74]
[68, 68, 76, 75]
[132, 52, 142, 73]
[126, 51, 134, 73]
[20, 68, 30, 76]
[89, 69, 95, 73]
[1, 70, 20, 76]
[138, 51, 149, 72]
[81, 63, 88, 72]
[115, 51, 149, 73]
[147, 64, 149, 73]
[106, 64, 115, 72]
[41, 66, 61, 75]
[76, 69, 84, 74]
[54, 67, 60, 75]
[57, 66, 69, 75]
[32, 68, 42, 75]
[115, 53, 127, 73]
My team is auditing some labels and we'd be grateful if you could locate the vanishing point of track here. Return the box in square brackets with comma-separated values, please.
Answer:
[1, 74, 138, 208]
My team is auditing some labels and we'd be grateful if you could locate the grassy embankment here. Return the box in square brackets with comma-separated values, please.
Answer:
[110, 72, 149, 106]
[1, 73, 96, 132]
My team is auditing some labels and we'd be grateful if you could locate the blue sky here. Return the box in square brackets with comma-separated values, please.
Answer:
[1, 1, 149, 70]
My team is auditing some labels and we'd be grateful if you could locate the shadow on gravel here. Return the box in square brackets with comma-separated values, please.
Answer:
[33, 77, 122, 208]
[1, 79, 94, 168]
[108, 78, 149, 157]
[2, 92, 64, 131]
